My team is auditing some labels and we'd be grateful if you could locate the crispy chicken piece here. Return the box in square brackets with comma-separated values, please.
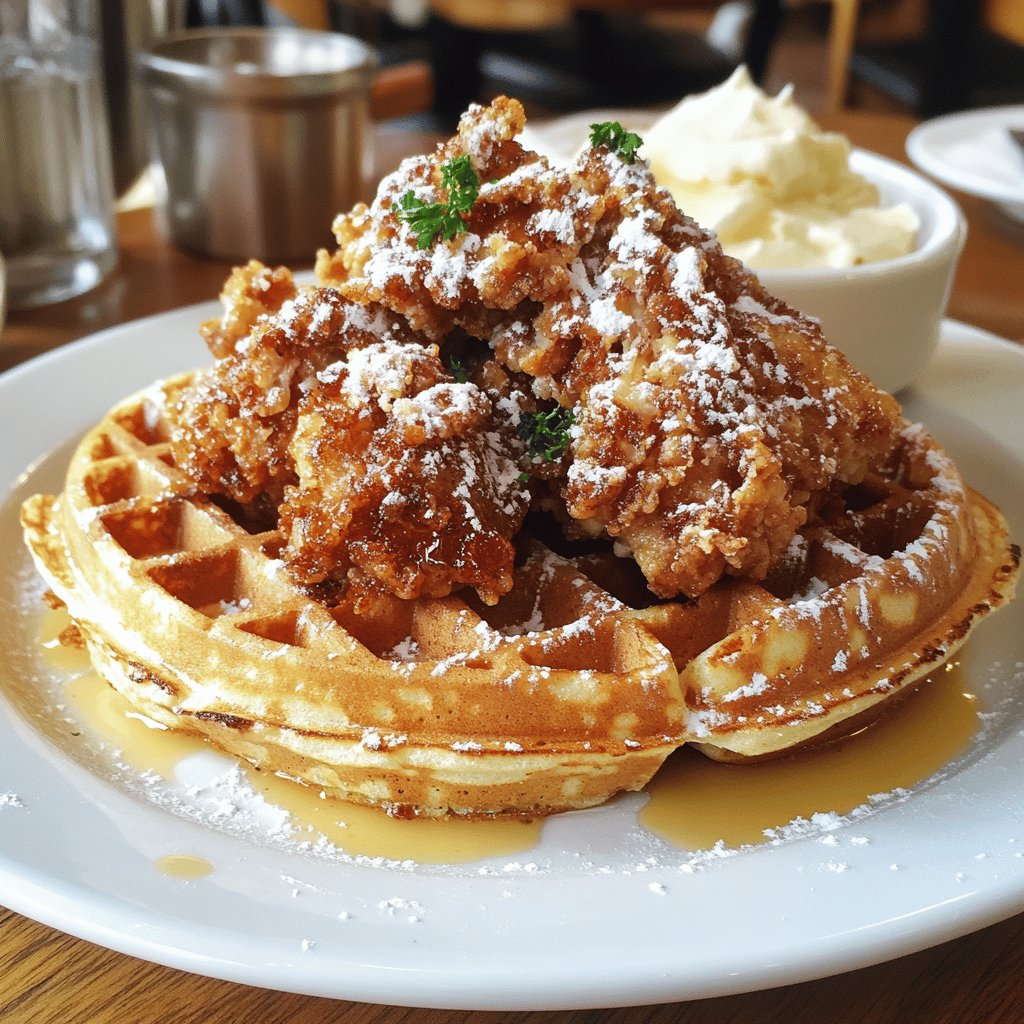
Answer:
[316, 96, 604, 341]
[319, 97, 903, 598]
[281, 341, 529, 604]
[171, 262, 530, 604]
[172, 263, 422, 507]
[200, 259, 298, 359]
[519, 148, 902, 596]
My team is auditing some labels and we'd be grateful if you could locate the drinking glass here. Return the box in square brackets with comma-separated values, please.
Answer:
[0, 0, 117, 309]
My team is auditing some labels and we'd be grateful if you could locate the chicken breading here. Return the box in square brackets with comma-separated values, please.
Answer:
[282, 340, 529, 604]
[170, 261, 530, 605]
[316, 96, 603, 341]
[172, 262, 423, 507]
[318, 97, 903, 598]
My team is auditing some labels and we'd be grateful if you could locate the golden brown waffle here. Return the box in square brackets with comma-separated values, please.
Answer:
[21, 377, 1019, 817]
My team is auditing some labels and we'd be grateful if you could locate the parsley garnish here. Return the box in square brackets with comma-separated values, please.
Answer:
[446, 356, 469, 383]
[518, 406, 575, 463]
[589, 121, 644, 163]
[392, 154, 481, 249]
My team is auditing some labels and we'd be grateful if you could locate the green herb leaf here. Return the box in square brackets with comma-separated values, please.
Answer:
[391, 191, 467, 250]
[391, 155, 482, 249]
[446, 356, 469, 384]
[439, 154, 481, 214]
[589, 121, 644, 164]
[518, 406, 575, 464]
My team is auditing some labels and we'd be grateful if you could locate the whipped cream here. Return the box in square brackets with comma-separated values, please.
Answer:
[642, 67, 919, 269]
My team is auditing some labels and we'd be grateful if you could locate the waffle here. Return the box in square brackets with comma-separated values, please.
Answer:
[21, 376, 1019, 817]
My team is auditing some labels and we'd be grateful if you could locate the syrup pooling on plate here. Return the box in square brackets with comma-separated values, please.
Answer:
[155, 854, 215, 879]
[42, 607, 541, 865]
[641, 661, 979, 849]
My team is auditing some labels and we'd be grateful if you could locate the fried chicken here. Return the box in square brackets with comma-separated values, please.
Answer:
[316, 96, 603, 342]
[172, 262, 422, 507]
[524, 148, 902, 596]
[318, 97, 903, 598]
[282, 341, 529, 604]
[170, 261, 530, 605]
[199, 259, 298, 360]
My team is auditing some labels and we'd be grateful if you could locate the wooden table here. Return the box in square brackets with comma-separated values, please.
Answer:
[2, 112, 1023, 1024]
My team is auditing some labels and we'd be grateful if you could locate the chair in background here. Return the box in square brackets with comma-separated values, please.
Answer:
[823, 0, 860, 111]
[423, 0, 784, 118]
[202, 0, 789, 123]
[845, 0, 1024, 115]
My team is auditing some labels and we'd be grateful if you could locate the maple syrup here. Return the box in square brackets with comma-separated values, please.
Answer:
[244, 763, 541, 864]
[640, 663, 979, 849]
[155, 854, 215, 880]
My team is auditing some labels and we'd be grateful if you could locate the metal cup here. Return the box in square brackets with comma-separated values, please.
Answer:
[138, 28, 377, 263]
[0, 0, 118, 309]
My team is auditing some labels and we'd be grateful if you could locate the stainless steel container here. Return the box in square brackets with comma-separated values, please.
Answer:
[138, 28, 376, 262]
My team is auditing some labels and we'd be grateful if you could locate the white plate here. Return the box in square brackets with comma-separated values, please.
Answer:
[907, 106, 1024, 221]
[0, 310, 1023, 1010]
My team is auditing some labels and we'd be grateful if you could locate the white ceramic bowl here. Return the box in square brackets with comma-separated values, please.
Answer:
[756, 149, 966, 394]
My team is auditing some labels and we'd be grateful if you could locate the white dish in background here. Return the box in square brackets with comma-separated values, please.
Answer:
[523, 112, 964, 394]
[0, 309, 1023, 1010]
[907, 105, 1024, 222]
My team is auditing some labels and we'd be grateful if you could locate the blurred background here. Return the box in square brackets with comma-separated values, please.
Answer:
[4, 0, 1018, 325]
[173, 0, 1024, 128]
